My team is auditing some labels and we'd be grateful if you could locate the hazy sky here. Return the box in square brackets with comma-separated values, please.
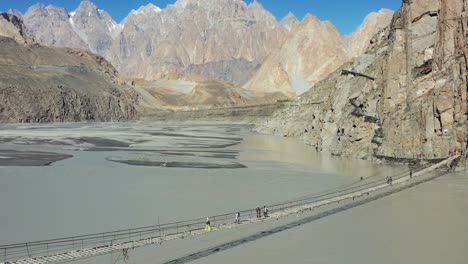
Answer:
[0, 0, 402, 35]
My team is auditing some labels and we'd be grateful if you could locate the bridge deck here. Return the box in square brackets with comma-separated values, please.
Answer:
[1, 156, 459, 264]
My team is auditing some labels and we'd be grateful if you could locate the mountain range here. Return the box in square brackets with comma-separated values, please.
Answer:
[16, 0, 391, 96]
[21, 0, 291, 85]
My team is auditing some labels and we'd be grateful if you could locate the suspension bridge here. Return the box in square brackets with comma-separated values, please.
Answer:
[0, 156, 460, 264]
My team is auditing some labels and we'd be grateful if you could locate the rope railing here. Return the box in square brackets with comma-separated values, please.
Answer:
[0, 157, 455, 263]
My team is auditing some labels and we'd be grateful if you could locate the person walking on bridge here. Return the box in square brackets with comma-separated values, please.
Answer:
[235, 212, 240, 224]
[263, 206, 269, 217]
[205, 217, 211, 231]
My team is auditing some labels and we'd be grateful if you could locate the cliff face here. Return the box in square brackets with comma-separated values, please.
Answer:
[23, 4, 89, 50]
[258, 0, 467, 160]
[377, 0, 468, 159]
[244, 9, 394, 97]
[0, 14, 137, 123]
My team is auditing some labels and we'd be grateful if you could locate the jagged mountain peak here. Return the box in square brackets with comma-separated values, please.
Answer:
[174, 0, 246, 9]
[73, 0, 117, 19]
[244, 9, 350, 96]
[246, 0, 276, 21]
[68, 0, 120, 53]
[301, 13, 320, 24]
[7, 9, 23, 20]
[121, 4, 162, 27]
[248, 0, 262, 8]
[72, 1, 97, 18]
[243, 6, 395, 97]
[345, 8, 394, 57]
[0, 12, 34, 44]
[72, 0, 114, 21]
[77, 0, 97, 9]
[298, 14, 339, 33]
[359, 8, 394, 26]
[131, 3, 162, 15]
[377, 8, 394, 16]
[27, 3, 46, 11]
[279, 11, 298, 32]
[26, 3, 69, 18]
[283, 11, 297, 19]
[23, 3, 88, 50]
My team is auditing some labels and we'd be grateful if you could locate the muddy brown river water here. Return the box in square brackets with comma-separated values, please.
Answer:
[0, 123, 466, 264]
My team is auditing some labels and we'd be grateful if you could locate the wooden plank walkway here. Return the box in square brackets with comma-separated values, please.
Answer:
[1, 156, 459, 264]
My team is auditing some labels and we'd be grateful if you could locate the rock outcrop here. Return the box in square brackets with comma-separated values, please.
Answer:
[258, 0, 467, 160]
[244, 9, 394, 97]
[0, 14, 137, 123]
[0, 13, 34, 44]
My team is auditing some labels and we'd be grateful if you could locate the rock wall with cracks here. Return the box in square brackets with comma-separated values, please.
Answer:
[257, 0, 467, 160]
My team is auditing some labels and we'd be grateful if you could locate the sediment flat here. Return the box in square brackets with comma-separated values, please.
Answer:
[0, 149, 72, 166]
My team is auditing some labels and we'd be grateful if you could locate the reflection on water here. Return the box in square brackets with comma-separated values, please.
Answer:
[238, 133, 404, 178]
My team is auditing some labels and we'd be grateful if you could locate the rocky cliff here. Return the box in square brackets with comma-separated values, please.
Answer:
[257, 0, 467, 160]
[0, 14, 137, 123]
[0, 13, 34, 44]
[244, 9, 394, 97]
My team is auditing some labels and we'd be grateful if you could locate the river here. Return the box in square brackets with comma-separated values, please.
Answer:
[0, 122, 465, 264]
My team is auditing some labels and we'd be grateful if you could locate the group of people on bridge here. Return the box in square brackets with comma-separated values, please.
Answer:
[204, 206, 270, 231]
[256, 206, 269, 218]
[386, 176, 394, 185]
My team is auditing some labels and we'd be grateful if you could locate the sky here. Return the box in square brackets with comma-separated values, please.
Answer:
[0, 0, 402, 35]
